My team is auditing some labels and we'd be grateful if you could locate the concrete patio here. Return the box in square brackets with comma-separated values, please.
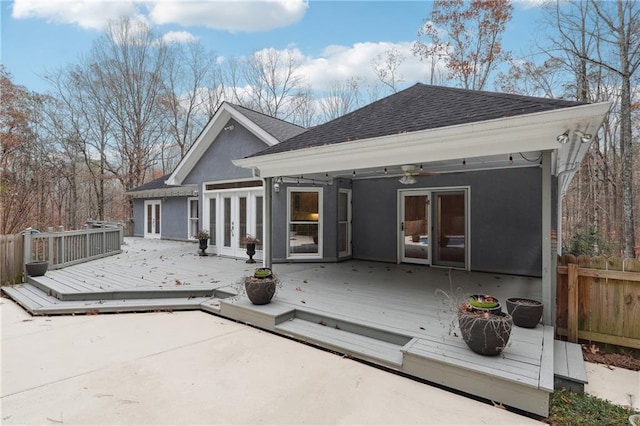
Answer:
[2, 237, 562, 417]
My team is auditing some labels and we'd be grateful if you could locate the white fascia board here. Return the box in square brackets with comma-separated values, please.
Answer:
[234, 102, 612, 178]
[166, 103, 280, 185]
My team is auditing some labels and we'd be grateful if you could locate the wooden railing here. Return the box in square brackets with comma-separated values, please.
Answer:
[23, 227, 123, 271]
[557, 255, 640, 349]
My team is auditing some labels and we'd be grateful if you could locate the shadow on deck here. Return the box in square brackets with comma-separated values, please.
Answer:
[2, 237, 568, 417]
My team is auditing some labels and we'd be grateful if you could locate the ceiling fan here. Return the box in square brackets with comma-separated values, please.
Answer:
[398, 164, 438, 184]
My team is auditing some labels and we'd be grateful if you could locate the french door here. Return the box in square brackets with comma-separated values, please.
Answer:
[205, 189, 262, 259]
[144, 200, 161, 239]
[399, 188, 468, 269]
[400, 191, 431, 264]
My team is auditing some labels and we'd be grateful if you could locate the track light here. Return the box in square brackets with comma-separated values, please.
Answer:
[575, 130, 592, 143]
[556, 130, 569, 144]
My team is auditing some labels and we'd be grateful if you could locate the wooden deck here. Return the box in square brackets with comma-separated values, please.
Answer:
[1, 237, 564, 417]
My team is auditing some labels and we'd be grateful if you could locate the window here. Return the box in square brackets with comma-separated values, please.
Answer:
[188, 198, 199, 239]
[288, 188, 322, 258]
[338, 189, 351, 257]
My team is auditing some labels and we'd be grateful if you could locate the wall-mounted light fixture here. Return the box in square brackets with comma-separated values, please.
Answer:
[273, 177, 281, 193]
[575, 130, 592, 143]
[556, 130, 570, 144]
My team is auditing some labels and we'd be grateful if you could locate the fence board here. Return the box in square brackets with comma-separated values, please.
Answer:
[557, 255, 640, 350]
[1, 234, 24, 284]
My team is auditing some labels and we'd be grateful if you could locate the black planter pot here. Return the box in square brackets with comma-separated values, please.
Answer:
[244, 275, 276, 305]
[458, 309, 513, 356]
[246, 242, 256, 263]
[506, 298, 543, 328]
[25, 261, 49, 277]
[198, 238, 208, 256]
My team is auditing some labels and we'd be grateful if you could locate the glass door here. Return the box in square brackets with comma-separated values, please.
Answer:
[144, 200, 161, 239]
[400, 191, 430, 265]
[433, 191, 467, 268]
[213, 190, 261, 259]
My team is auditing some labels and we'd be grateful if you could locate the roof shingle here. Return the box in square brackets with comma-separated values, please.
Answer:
[251, 83, 585, 157]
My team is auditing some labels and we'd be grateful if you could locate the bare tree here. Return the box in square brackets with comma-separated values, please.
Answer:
[227, 49, 309, 122]
[318, 77, 362, 122]
[413, 0, 513, 90]
[162, 41, 221, 169]
[588, 0, 640, 258]
[371, 47, 405, 93]
[87, 16, 170, 192]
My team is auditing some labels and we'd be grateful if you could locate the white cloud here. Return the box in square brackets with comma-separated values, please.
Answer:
[11, 0, 308, 33]
[11, 0, 140, 30]
[161, 30, 197, 44]
[147, 0, 308, 32]
[297, 41, 434, 92]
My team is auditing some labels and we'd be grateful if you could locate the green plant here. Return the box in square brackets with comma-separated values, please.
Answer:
[241, 234, 260, 244]
[548, 388, 634, 425]
[567, 226, 613, 256]
[193, 229, 209, 240]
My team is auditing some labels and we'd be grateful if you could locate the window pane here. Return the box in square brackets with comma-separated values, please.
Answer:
[339, 223, 347, 252]
[338, 192, 348, 221]
[290, 192, 319, 221]
[209, 198, 216, 245]
[239, 197, 247, 247]
[190, 200, 199, 219]
[155, 204, 161, 234]
[224, 197, 231, 247]
[289, 223, 318, 254]
[147, 204, 152, 233]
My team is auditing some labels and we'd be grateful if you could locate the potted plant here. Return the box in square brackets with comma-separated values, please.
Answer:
[506, 298, 543, 328]
[25, 260, 49, 277]
[244, 267, 278, 305]
[193, 229, 210, 256]
[241, 234, 260, 264]
[458, 301, 513, 356]
[469, 294, 502, 315]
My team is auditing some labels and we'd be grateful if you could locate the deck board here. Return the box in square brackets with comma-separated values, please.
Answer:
[2, 237, 553, 417]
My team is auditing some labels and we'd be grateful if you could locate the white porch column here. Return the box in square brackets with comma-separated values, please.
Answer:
[263, 177, 273, 269]
[541, 151, 555, 325]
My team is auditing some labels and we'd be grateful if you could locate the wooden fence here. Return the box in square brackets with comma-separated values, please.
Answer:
[1, 234, 24, 285]
[1, 227, 123, 285]
[557, 255, 640, 349]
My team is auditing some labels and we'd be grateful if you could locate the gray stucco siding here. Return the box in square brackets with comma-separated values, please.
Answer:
[132, 199, 144, 237]
[131, 197, 192, 240]
[183, 119, 268, 185]
[351, 167, 543, 276]
[161, 197, 190, 240]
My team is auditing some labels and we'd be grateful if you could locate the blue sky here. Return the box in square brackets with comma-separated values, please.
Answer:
[1, 1, 547, 94]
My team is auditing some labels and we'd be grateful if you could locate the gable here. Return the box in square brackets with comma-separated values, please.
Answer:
[182, 117, 270, 185]
[167, 102, 304, 185]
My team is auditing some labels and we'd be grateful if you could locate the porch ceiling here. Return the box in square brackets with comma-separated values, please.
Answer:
[234, 102, 611, 186]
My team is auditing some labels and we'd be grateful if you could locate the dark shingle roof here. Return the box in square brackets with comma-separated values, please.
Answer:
[228, 103, 306, 142]
[252, 83, 585, 157]
[128, 174, 176, 192]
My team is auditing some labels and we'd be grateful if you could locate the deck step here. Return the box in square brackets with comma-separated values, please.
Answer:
[28, 275, 216, 301]
[275, 317, 407, 368]
[554, 340, 588, 393]
[1, 283, 212, 316]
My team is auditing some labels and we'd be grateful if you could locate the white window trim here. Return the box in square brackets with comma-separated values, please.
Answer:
[187, 197, 199, 240]
[338, 189, 352, 258]
[287, 187, 323, 259]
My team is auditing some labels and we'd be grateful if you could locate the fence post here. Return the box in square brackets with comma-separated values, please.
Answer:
[567, 263, 579, 343]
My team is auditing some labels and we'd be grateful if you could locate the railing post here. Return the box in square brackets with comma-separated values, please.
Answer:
[567, 263, 579, 343]
[23, 232, 32, 281]
[102, 229, 106, 254]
